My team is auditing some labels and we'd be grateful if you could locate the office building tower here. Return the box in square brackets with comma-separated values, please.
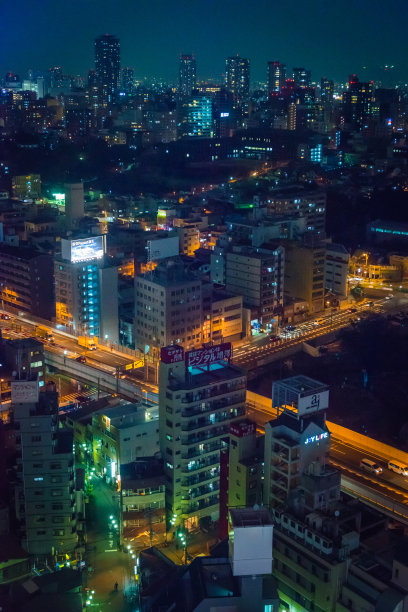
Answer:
[64, 183, 84, 230]
[179, 54, 196, 97]
[342, 74, 373, 128]
[49, 66, 63, 89]
[86, 69, 100, 114]
[268, 61, 286, 94]
[158, 343, 246, 528]
[179, 94, 213, 138]
[288, 101, 296, 130]
[55, 235, 119, 342]
[293, 67, 311, 88]
[284, 242, 326, 314]
[0, 244, 55, 319]
[134, 259, 203, 353]
[225, 245, 285, 330]
[13, 379, 78, 556]
[225, 56, 250, 104]
[121, 67, 134, 94]
[94, 34, 120, 107]
[320, 77, 334, 104]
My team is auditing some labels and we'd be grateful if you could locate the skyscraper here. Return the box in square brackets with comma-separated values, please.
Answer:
[320, 77, 334, 104]
[94, 34, 120, 107]
[293, 67, 311, 88]
[179, 54, 196, 97]
[225, 56, 250, 104]
[179, 93, 213, 138]
[267, 61, 286, 94]
[342, 74, 373, 128]
[121, 67, 134, 94]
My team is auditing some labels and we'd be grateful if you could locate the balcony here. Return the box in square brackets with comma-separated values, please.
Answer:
[182, 424, 230, 446]
[181, 395, 245, 419]
[181, 442, 220, 460]
[181, 407, 245, 431]
[182, 469, 219, 488]
[181, 455, 219, 473]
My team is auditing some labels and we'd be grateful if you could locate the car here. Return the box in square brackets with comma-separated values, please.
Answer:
[349, 308, 357, 313]
[286, 325, 296, 332]
[269, 335, 280, 342]
[75, 356, 87, 363]
[0, 313, 11, 320]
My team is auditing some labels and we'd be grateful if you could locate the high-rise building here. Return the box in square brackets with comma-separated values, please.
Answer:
[225, 245, 285, 329]
[225, 56, 250, 104]
[54, 235, 119, 342]
[284, 242, 326, 314]
[158, 343, 246, 528]
[0, 244, 55, 319]
[13, 378, 78, 556]
[179, 94, 213, 138]
[268, 61, 286, 94]
[134, 259, 203, 353]
[64, 183, 84, 230]
[293, 67, 311, 88]
[179, 54, 196, 97]
[342, 74, 373, 128]
[94, 34, 120, 107]
[121, 67, 134, 94]
[320, 77, 334, 104]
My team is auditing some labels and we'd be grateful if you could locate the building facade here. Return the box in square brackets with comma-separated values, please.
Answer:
[13, 380, 78, 557]
[134, 259, 203, 353]
[158, 345, 246, 528]
[0, 244, 55, 319]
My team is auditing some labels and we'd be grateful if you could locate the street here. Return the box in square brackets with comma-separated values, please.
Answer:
[85, 477, 136, 611]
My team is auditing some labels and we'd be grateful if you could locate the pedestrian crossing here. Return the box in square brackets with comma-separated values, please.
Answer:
[59, 387, 97, 406]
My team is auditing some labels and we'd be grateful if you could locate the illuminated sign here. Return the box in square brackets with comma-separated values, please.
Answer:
[185, 343, 232, 369]
[220, 112, 230, 118]
[52, 193, 65, 201]
[160, 345, 184, 364]
[61, 236, 106, 263]
[304, 432, 329, 445]
[298, 390, 329, 416]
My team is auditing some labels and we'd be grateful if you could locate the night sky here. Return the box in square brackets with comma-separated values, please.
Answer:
[1, 0, 407, 84]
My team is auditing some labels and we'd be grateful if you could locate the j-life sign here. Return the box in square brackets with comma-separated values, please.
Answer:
[304, 432, 329, 445]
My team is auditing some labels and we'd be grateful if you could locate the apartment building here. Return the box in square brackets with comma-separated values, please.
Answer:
[158, 344, 246, 528]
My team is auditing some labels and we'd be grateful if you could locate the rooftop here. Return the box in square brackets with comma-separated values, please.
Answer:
[274, 374, 329, 396]
[168, 362, 244, 391]
[230, 507, 273, 528]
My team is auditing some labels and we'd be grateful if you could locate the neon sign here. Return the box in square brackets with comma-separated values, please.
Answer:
[304, 432, 329, 445]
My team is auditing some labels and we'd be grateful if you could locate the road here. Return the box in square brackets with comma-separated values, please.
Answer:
[247, 400, 408, 519]
[85, 477, 135, 611]
[232, 296, 407, 369]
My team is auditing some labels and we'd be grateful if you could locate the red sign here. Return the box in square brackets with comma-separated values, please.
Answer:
[160, 345, 185, 364]
[185, 343, 232, 368]
[230, 421, 255, 438]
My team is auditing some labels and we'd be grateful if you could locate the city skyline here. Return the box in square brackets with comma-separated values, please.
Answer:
[0, 0, 406, 85]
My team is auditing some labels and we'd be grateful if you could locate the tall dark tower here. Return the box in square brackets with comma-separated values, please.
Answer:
[179, 54, 196, 97]
[267, 61, 286, 94]
[225, 56, 250, 104]
[94, 34, 120, 107]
